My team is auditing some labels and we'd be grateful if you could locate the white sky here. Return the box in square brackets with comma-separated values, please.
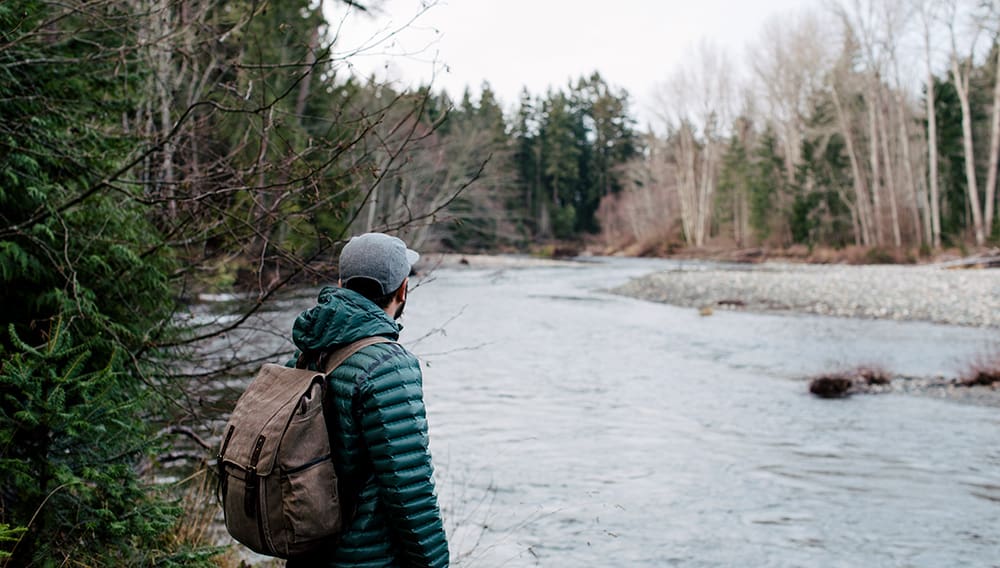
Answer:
[324, 0, 824, 124]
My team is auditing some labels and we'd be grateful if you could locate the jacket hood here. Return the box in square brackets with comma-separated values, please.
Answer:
[292, 286, 400, 352]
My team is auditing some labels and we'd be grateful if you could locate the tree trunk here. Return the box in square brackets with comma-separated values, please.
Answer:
[867, 95, 884, 246]
[835, 178, 861, 247]
[366, 181, 379, 232]
[295, 1, 323, 119]
[897, 92, 925, 246]
[533, 144, 542, 234]
[925, 39, 942, 248]
[984, 46, 1000, 237]
[951, 56, 986, 245]
[833, 83, 873, 246]
[676, 125, 698, 246]
[154, 0, 176, 219]
[875, 87, 902, 247]
[697, 141, 716, 247]
[780, 122, 800, 184]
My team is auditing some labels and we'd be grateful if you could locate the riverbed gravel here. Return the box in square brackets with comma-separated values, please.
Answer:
[610, 262, 1000, 328]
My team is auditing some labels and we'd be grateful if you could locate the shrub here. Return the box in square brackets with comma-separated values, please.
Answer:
[855, 365, 893, 386]
[864, 247, 898, 265]
[809, 373, 854, 398]
[808, 365, 894, 398]
[957, 351, 1000, 388]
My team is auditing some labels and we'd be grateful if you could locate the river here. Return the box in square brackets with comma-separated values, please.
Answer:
[209, 257, 1000, 567]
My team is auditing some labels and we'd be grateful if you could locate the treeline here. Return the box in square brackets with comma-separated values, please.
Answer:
[435, 1, 1000, 254]
[390, 74, 639, 249]
[601, 1, 1000, 254]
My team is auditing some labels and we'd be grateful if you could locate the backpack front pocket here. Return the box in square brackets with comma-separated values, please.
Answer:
[281, 455, 341, 543]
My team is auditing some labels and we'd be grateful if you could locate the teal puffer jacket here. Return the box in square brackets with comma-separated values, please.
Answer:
[287, 286, 449, 568]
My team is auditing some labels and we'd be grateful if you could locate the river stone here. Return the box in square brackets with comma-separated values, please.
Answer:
[610, 263, 1000, 328]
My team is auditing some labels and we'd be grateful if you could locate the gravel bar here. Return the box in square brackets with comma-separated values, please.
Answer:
[610, 262, 1000, 328]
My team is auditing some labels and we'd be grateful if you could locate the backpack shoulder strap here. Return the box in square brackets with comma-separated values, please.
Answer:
[320, 336, 393, 376]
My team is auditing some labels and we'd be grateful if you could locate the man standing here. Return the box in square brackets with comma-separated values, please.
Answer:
[287, 233, 449, 567]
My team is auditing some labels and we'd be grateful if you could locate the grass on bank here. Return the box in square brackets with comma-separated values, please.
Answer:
[958, 351, 1000, 388]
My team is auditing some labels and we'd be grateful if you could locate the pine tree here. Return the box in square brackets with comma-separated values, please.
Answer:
[0, 2, 212, 564]
[571, 72, 638, 234]
[717, 125, 754, 246]
[748, 127, 786, 243]
[539, 91, 583, 238]
[934, 76, 974, 244]
[512, 88, 541, 235]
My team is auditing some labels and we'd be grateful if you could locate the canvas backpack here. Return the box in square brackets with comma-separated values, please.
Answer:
[216, 335, 390, 558]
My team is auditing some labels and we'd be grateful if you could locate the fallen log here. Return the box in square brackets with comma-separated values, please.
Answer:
[938, 250, 1000, 269]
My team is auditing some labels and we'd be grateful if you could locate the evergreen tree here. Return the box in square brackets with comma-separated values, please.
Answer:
[571, 72, 638, 234]
[439, 83, 515, 250]
[928, 50, 993, 246]
[512, 75, 638, 240]
[748, 127, 786, 243]
[476, 82, 508, 142]
[794, 134, 853, 247]
[933, 76, 974, 244]
[0, 1, 212, 564]
[717, 125, 753, 246]
[788, 96, 853, 248]
[512, 88, 541, 235]
[539, 90, 583, 238]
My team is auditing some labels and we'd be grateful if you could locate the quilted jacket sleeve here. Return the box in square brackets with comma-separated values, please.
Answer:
[358, 343, 450, 568]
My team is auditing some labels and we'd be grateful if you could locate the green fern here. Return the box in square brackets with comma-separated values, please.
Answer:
[0, 523, 27, 560]
[0, 242, 30, 281]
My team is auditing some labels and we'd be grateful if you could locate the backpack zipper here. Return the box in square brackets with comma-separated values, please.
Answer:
[216, 425, 235, 505]
[242, 434, 273, 554]
[283, 453, 332, 475]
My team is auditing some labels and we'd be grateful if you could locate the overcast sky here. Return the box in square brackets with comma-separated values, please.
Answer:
[327, 0, 814, 124]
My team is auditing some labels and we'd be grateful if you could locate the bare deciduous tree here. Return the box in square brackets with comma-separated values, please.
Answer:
[596, 132, 682, 252]
[917, 0, 944, 247]
[831, 50, 877, 246]
[945, 0, 987, 245]
[982, 1, 1000, 236]
[750, 10, 835, 182]
[654, 40, 734, 247]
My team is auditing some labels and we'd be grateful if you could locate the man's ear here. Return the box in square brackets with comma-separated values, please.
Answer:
[396, 277, 409, 302]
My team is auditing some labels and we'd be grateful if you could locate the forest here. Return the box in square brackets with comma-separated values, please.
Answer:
[1, 0, 998, 565]
[470, 3, 1000, 258]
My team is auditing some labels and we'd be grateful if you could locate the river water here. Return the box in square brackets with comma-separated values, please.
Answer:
[209, 257, 1000, 567]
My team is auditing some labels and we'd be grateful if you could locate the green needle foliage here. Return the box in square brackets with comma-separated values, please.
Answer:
[0, 1, 213, 565]
[0, 324, 178, 565]
[0, 525, 26, 561]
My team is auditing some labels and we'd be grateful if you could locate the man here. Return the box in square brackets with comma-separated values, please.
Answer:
[287, 232, 449, 567]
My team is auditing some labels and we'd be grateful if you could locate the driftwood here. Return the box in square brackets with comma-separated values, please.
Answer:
[938, 250, 1000, 269]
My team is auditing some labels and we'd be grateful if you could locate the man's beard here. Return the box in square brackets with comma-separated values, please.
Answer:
[393, 300, 406, 320]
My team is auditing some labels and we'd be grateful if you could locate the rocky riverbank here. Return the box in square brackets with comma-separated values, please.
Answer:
[609, 262, 1000, 328]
